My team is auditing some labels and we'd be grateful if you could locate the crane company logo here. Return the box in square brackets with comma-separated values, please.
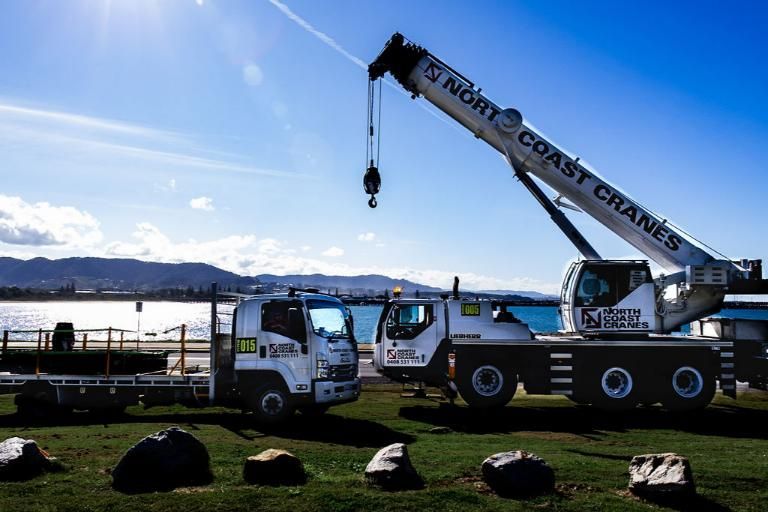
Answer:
[581, 308, 602, 328]
[441, 76, 502, 122]
[386, 348, 420, 365]
[580, 308, 650, 330]
[269, 343, 299, 358]
[516, 129, 684, 252]
[423, 62, 443, 83]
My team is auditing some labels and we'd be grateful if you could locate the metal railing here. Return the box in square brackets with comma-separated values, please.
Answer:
[1, 324, 195, 377]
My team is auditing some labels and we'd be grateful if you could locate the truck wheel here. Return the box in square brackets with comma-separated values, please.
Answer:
[252, 383, 294, 423]
[592, 366, 637, 411]
[662, 365, 715, 412]
[457, 363, 517, 409]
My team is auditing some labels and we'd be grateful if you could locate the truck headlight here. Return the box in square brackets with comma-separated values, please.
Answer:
[317, 359, 329, 379]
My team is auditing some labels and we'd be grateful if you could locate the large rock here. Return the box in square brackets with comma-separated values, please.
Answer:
[628, 453, 695, 500]
[0, 437, 55, 481]
[243, 449, 306, 485]
[481, 450, 555, 497]
[112, 427, 212, 493]
[364, 443, 424, 491]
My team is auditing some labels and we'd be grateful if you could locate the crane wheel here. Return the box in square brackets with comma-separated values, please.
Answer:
[662, 364, 715, 412]
[456, 362, 517, 409]
[250, 382, 294, 424]
[590, 365, 638, 411]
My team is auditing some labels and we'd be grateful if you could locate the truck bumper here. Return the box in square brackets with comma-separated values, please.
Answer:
[314, 378, 360, 405]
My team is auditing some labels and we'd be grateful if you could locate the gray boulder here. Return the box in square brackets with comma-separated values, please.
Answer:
[628, 453, 695, 499]
[0, 437, 55, 481]
[481, 450, 555, 497]
[365, 443, 424, 491]
[112, 426, 212, 493]
[243, 449, 306, 485]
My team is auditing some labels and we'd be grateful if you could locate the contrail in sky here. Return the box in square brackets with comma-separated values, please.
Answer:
[267, 0, 466, 134]
[267, 0, 367, 70]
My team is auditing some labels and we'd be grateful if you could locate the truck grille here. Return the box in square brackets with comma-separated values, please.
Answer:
[330, 364, 357, 381]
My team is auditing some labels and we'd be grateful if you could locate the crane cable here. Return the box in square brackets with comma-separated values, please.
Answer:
[363, 79, 383, 208]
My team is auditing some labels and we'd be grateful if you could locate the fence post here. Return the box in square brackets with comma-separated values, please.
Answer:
[44, 332, 50, 351]
[105, 328, 112, 378]
[82, 333, 88, 350]
[2, 331, 8, 353]
[35, 328, 42, 375]
[119, 331, 124, 351]
[180, 324, 187, 375]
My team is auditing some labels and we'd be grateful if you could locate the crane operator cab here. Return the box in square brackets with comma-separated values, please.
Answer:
[559, 260, 657, 336]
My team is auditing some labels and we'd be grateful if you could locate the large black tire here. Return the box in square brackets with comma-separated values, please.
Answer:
[589, 365, 638, 411]
[456, 362, 517, 409]
[662, 364, 716, 412]
[250, 382, 294, 424]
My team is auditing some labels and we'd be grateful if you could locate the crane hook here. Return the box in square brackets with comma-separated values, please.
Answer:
[363, 163, 381, 208]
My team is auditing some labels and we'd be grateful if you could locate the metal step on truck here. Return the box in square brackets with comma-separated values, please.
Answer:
[0, 283, 360, 423]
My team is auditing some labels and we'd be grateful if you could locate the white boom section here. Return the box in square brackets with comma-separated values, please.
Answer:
[400, 55, 714, 274]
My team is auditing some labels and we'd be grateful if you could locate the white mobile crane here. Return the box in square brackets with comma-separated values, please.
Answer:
[364, 33, 768, 411]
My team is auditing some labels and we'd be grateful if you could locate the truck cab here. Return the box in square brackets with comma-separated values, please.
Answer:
[231, 292, 359, 421]
[373, 297, 532, 387]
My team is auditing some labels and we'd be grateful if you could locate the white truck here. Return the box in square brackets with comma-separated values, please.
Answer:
[0, 285, 360, 422]
[365, 33, 768, 411]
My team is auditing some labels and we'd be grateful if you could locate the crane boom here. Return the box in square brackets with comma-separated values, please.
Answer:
[369, 33, 713, 274]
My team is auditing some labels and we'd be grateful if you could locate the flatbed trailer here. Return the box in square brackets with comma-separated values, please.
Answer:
[0, 285, 361, 422]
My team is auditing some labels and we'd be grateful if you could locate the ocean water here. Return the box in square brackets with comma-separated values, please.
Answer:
[1, 301, 766, 343]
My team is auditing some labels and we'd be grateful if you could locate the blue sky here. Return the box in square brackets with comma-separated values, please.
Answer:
[1, 0, 766, 294]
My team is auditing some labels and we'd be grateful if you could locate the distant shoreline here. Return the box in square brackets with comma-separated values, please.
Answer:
[1, 296, 766, 309]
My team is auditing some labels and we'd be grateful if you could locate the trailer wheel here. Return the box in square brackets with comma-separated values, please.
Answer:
[662, 365, 715, 412]
[251, 383, 294, 423]
[592, 366, 637, 411]
[457, 363, 517, 409]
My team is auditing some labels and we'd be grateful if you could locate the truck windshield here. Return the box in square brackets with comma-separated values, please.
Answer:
[307, 300, 351, 340]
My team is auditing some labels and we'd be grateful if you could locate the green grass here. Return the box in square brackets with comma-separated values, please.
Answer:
[1, 386, 767, 511]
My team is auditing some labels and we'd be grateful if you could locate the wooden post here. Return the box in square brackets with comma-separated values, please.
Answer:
[82, 333, 88, 350]
[2, 331, 8, 353]
[105, 329, 112, 378]
[35, 328, 42, 375]
[119, 331, 124, 351]
[180, 324, 187, 375]
[44, 332, 50, 351]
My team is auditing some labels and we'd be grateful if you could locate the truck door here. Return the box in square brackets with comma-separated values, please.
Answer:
[380, 302, 438, 368]
[259, 300, 312, 385]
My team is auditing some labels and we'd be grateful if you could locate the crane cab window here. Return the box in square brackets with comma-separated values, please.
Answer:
[575, 265, 650, 307]
[386, 304, 434, 340]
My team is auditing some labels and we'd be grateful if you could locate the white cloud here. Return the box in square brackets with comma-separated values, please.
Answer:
[357, 232, 376, 242]
[0, 195, 102, 248]
[189, 196, 215, 211]
[300, 245, 311, 252]
[321, 246, 344, 257]
[98, 224, 559, 294]
[242, 62, 264, 86]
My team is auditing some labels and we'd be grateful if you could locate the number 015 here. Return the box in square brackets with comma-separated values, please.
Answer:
[237, 338, 257, 353]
